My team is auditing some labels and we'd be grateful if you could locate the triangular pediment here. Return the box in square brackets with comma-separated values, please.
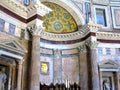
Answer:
[0, 40, 27, 54]
[104, 62, 114, 65]
[6, 42, 17, 48]
[99, 59, 120, 68]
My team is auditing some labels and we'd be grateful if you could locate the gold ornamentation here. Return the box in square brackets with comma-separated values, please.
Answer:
[42, 2, 77, 34]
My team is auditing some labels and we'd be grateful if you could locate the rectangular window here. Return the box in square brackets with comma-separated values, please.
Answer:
[98, 47, 103, 55]
[0, 18, 5, 31]
[106, 48, 111, 55]
[9, 23, 16, 35]
[96, 9, 107, 26]
[116, 48, 120, 55]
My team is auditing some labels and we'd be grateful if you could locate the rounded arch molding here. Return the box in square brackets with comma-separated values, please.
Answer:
[40, 0, 85, 26]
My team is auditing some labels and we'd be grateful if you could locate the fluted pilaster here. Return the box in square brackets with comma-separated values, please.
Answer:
[53, 49, 62, 84]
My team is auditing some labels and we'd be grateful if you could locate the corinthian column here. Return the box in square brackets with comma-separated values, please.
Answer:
[86, 41, 100, 90]
[29, 25, 44, 90]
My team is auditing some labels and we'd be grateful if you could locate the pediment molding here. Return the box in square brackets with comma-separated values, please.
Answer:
[99, 59, 120, 69]
[0, 40, 27, 56]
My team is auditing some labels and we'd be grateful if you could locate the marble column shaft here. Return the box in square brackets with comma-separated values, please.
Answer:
[87, 41, 100, 90]
[114, 72, 119, 90]
[8, 66, 12, 90]
[17, 63, 23, 90]
[30, 35, 40, 90]
[89, 49, 100, 90]
[12, 66, 16, 90]
[29, 25, 43, 90]
[99, 71, 103, 90]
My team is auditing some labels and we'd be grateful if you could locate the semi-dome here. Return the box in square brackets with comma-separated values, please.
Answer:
[42, 2, 78, 34]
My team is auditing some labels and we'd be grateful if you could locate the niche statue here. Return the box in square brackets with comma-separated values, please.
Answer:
[103, 80, 111, 90]
[0, 68, 7, 90]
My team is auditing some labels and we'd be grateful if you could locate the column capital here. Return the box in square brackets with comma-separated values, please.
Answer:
[85, 41, 99, 50]
[27, 24, 45, 36]
[78, 44, 87, 53]
[18, 61, 23, 65]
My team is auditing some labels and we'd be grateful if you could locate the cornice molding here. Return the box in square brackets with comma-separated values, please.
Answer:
[41, 23, 101, 41]
[23, 22, 100, 41]
[27, 1, 52, 18]
[97, 32, 120, 40]
[0, 0, 27, 18]
[0, 0, 51, 19]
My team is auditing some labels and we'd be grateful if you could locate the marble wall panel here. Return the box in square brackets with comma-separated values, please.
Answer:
[62, 48, 78, 55]
[40, 55, 53, 85]
[40, 48, 53, 54]
[62, 55, 79, 84]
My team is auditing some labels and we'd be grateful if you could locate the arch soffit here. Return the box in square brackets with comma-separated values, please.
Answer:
[40, 0, 85, 26]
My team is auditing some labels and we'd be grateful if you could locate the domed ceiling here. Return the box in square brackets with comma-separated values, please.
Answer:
[42, 2, 78, 34]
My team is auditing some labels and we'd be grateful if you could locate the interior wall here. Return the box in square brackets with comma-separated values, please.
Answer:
[39, 47, 82, 85]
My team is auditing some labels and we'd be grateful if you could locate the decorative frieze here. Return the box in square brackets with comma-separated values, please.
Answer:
[41, 31, 84, 41]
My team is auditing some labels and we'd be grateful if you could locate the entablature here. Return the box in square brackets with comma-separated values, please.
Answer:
[0, 0, 51, 20]
[0, 0, 27, 18]
[41, 23, 101, 41]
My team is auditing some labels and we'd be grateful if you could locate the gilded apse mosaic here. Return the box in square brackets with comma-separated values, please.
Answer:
[43, 2, 78, 34]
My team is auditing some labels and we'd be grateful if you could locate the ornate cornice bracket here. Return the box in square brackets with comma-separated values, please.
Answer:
[27, 24, 45, 36]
